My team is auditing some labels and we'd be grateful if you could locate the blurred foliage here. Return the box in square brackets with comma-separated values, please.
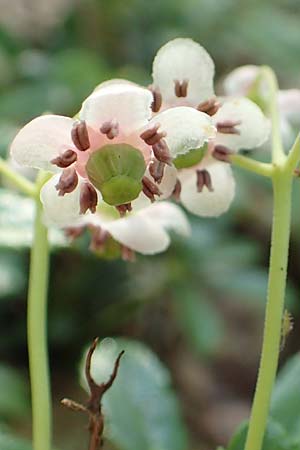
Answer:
[80, 338, 188, 450]
[0, 0, 300, 449]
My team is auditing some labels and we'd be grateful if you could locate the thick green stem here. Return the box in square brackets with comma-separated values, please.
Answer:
[27, 173, 52, 450]
[244, 168, 292, 450]
[230, 154, 273, 178]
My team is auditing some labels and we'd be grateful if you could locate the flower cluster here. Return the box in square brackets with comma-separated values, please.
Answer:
[10, 38, 270, 259]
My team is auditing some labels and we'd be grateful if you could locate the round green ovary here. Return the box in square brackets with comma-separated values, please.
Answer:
[173, 145, 207, 169]
[86, 144, 146, 206]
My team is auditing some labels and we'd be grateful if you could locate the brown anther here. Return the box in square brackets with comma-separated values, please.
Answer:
[140, 124, 166, 146]
[217, 120, 241, 135]
[55, 168, 78, 196]
[100, 119, 119, 140]
[65, 226, 85, 240]
[174, 79, 188, 97]
[80, 183, 98, 214]
[149, 160, 165, 184]
[294, 169, 300, 177]
[71, 120, 90, 151]
[196, 169, 214, 192]
[51, 149, 77, 168]
[197, 97, 220, 116]
[212, 145, 233, 163]
[142, 176, 162, 202]
[116, 203, 132, 217]
[148, 85, 162, 112]
[152, 139, 172, 166]
[121, 245, 136, 262]
[90, 226, 109, 252]
[172, 179, 182, 201]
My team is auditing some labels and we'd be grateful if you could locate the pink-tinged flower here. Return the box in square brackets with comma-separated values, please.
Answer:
[149, 38, 270, 217]
[11, 80, 216, 216]
[40, 173, 190, 259]
[223, 65, 300, 148]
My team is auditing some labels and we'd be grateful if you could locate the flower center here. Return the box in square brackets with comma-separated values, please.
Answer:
[173, 144, 207, 169]
[86, 144, 146, 206]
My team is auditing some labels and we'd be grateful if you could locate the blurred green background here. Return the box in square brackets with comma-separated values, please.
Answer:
[1, 1, 300, 449]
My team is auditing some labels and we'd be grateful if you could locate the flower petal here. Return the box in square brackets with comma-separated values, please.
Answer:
[150, 107, 216, 158]
[278, 89, 300, 127]
[152, 38, 215, 107]
[40, 174, 83, 227]
[80, 83, 153, 135]
[223, 65, 260, 96]
[179, 160, 235, 217]
[10, 115, 74, 171]
[213, 97, 270, 152]
[140, 201, 191, 237]
[104, 213, 170, 255]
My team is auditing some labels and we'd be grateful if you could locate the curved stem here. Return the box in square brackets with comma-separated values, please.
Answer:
[244, 168, 292, 450]
[0, 157, 36, 197]
[27, 172, 52, 450]
[230, 154, 273, 178]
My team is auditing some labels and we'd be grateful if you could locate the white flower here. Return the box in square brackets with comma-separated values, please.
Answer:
[223, 65, 300, 148]
[149, 38, 270, 217]
[11, 80, 215, 216]
[40, 174, 190, 258]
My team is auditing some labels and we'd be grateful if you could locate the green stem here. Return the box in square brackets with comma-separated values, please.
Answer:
[230, 154, 273, 177]
[0, 157, 36, 197]
[244, 167, 292, 450]
[27, 172, 52, 450]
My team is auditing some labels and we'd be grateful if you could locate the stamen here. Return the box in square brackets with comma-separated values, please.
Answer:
[172, 179, 182, 201]
[149, 160, 165, 184]
[197, 97, 220, 116]
[116, 203, 132, 217]
[100, 119, 119, 140]
[71, 120, 90, 151]
[65, 226, 85, 240]
[80, 183, 98, 214]
[212, 145, 233, 163]
[196, 169, 214, 192]
[142, 176, 161, 202]
[55, 168, 78, 196]
[121, 245, 136, 262]
[148, 85, 162, 112]
[51, 149, 77, 168]
[140, 124, 166, 146]
[152, 140, 172, 166]
[89, 226, 109, 251]
[174, 79, 188, 97]
[217, 120, 241, 135]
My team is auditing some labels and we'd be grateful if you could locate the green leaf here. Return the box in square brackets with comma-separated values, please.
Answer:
[0, 427, 31, 450]
[173, 288, 224, 357]
[0, 189, 66, 248]
[80, 338, 188, 450]
[270, 354, 300, 441]
[227, 420, 299, 450]
[0, 365, 29, 420]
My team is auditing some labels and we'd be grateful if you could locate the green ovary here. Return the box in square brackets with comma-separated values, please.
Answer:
[173, 144, 207, 169]
[86, 144, 146, 206]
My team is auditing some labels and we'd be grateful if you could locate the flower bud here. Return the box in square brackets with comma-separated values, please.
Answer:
[86, 144, 146, 206]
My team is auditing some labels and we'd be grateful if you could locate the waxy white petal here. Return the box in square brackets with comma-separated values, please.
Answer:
[223, 65, 260, 96]
[150, 107, 216, 158]
[40, 174, 83, 227]
[179, 160, 235, 217]
[10, 115, 74, 171]
[213, 98, 270, 152]
[80, 83, 153, 135]
[104, 213, 170, 255]
[152, 38, 215, 107]
[140, 202, 191, 237]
